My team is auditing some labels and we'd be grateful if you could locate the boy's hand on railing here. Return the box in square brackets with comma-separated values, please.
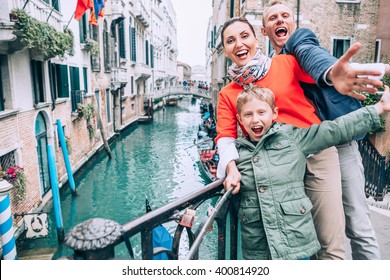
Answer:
[374, 86, 390, 115]
[224, 161, 241, 195]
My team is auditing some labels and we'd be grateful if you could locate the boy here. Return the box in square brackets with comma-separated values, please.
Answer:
[235, 85, 389, 260]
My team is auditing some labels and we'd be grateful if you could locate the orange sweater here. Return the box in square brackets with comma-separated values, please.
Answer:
[216, 54, 321, 142]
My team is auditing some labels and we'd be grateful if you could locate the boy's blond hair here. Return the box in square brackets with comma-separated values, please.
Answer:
[236, 86, 276, 113]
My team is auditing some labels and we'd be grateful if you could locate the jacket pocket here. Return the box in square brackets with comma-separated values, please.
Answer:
[238, 207, 269, 258]
[280, 196, 317, 248]
[264, 139, 292, 166]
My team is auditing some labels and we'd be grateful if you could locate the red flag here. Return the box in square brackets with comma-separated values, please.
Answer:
[74, 0, 91, 20]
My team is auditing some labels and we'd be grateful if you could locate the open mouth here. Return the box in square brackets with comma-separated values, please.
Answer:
[251, 125, 264, 135]
[275, 27, 287, 37]
[236, 50, 249, 58]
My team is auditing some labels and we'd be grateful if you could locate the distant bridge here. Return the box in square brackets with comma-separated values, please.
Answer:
[152, 86, 212, 100]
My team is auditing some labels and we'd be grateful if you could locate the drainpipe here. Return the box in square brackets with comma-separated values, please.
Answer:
[296, 0, 301, 29]
[0, 180, 17, 259]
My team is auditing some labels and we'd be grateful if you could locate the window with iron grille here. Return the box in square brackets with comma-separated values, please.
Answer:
[0, 151, 16, 172]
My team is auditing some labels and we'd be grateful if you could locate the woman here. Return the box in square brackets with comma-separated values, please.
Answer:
[216, 17, 346, 260]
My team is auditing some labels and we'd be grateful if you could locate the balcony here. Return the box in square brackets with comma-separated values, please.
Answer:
[111, 67, 128, 90]
[134, 63, 151, 80]
[134, 1, 150, 28]
[110, 0, 125, 20]
[12, 0, 62, 31]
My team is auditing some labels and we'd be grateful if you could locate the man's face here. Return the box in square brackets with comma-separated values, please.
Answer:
[261, 4, 296, 54]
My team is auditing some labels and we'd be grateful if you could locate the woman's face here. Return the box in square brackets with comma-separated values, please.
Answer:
[222, 21, 258, 67]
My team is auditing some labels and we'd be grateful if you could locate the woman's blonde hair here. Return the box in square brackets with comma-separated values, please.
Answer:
[236, 86, 276, 113]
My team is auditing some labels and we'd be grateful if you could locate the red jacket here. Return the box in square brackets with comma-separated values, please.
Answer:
[216, 54, 320, 142]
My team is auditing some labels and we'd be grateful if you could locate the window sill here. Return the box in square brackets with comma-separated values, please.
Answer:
[0, 109, 20, 120]
[336, 0, 361, 3]
[55, 98, 68, 105]
[34, 102, 51, 109]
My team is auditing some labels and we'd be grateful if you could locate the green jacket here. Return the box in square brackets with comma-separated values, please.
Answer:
[235, 106, 381, 260]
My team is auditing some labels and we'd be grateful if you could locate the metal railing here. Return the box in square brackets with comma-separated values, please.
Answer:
[64, 178, 240, 260]
[358, 136, 389, 201]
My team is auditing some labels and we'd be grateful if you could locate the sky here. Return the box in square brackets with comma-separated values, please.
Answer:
[170, 0, 212, 67]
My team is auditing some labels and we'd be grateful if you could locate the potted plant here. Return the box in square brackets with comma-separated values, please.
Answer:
[1, 165, 27, 200]
[77, 103, 96, 139]
[84, 38, 100, 57]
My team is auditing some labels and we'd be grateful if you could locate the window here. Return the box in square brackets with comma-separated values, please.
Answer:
[131, 76, 134, 95]
[83, 67, 88, 93]
[79, 14, 88, 43]
[375, 40, 381, 63]
[31, 60, 45, 104]
[91, 24, 100, 71]
[103, 20, 111, 71]
[48, 62, 69, 99]
[69, 66, 81, 111]
[131, 27, 137, 62]
[150, 44, 154, 68]
[106, 88, 111, 123]
[333, 38, 350, 59]
[0, 151, 16, 172]
[43, 0, 60, 11]
[119, 20, 126, 59]
[145, 40, 149, 65]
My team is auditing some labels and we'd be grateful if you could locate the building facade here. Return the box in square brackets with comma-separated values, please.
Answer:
[0, 0, 178, 239]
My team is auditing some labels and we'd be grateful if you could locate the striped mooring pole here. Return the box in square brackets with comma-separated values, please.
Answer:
[0, 180, 17, 260]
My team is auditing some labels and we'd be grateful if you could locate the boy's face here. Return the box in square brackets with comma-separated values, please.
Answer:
[237, 97, 278, 142]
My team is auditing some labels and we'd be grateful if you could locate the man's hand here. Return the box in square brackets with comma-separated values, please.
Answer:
[223, 160, 241, 195]
[327, 42, 383, 100]
[374, 86, 390, 115]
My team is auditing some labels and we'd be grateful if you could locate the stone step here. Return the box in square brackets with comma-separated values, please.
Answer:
[17, 247, 56, 260]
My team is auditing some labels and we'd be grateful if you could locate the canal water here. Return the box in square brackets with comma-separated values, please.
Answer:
[17, 97, 219, 260]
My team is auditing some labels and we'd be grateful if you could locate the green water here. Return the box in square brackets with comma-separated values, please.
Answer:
[17, 98, 219, 259]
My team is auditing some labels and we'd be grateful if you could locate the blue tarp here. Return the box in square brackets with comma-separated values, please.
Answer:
[152, 225, 173, 260]
[203, 112, 210, 120]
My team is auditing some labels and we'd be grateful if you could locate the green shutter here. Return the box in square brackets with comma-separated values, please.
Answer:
[119, 20, 126, 59]
[145, 40, 149, 65]
[150, 44, 154, 68]
[58, 64, 69, 98]
[131, 27, 137, 61]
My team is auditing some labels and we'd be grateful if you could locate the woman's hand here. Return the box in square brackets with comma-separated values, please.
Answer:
[223, 160, 241, 195]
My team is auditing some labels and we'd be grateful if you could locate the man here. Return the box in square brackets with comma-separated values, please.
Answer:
[261, 1, 385, 260]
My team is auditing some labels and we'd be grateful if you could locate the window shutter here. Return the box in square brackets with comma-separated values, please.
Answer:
[119, 20, 126, 59]
[131, 27, 137, 61]
[145, 40, 149, 65]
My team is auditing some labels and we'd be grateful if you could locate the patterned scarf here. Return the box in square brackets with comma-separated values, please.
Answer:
[227, 50, 272, 89]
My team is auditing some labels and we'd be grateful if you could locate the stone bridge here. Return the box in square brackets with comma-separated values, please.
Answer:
[152, 86, 212, 101]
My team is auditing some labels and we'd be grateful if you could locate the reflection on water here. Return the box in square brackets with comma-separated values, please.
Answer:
[17, 98, 218, 259]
